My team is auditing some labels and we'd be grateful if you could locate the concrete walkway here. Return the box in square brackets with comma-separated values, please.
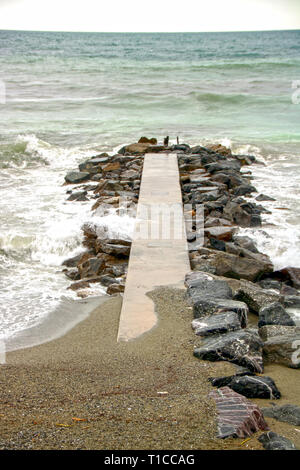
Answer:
[117, 153, 190, 342]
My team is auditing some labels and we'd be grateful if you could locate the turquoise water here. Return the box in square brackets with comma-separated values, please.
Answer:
[0, 30, 300, 339]
[1, 30, 300, 146]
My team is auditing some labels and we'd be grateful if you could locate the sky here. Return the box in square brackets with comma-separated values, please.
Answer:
[0, 0, 299, 32]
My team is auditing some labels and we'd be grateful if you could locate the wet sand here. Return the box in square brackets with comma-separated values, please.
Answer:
[1, 287, 299, 450]
[0, 287, 255, 450]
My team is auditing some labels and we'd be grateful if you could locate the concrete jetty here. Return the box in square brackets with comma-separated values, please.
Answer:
[117, 153, 190, 342]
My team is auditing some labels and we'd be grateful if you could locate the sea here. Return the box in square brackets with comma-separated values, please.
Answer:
[0, 29, 300, 342]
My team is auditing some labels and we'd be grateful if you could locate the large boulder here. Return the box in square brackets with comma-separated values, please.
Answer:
[259, 324, 300, 341]
[219, 375, 281, 399]
[194, 329, 264, 373]
[233, 282, 283, 314]
[258, 302, 295, 328]
[195, 248, 273, 282]
[191, 312, 242, 336]
[209, 386, 268, 439]
[204, 160, 241, 174]
[191, 297, 248, 328]
[65, 171, 90, 184]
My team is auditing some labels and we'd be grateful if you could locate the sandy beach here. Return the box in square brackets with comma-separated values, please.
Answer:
[0, 287, 257, 450]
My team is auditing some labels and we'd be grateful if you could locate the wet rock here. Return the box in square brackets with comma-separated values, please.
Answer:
[194, 329, 264, 372]
[206, 144, 232, 157]
[107, 283, 125, 295]
[78, 257, 105, 279]
[209, 386, 268, 438]
[258, 431, 297, 450]
[258, 324, 300, 341]
[233, 282, 283, 314]
[65, 171, 90, 184]
[280, 284, 299, 296]
[233, 184, 257, 197]
[196, 248, 273, 282]
[68, 280, 90, 291]
[62, 252, 87, 268]
[262, 404, 300, 426]
[205, 226, 237, 242]
[98, 275, 118, 287]
[138, 136, 157, 144]
[204, 160, 241, 174]
[96, 240, 131, 257]
[209, 370, 255, 387]
[233, 235, 259, 253]
[67, 190, 88, 201]
[264, 266, 300, 289]
[220, 375, 281, 399]
[209, 238, 226, 251]
[258, 302, 295, 328]
[256, 193, 276, 202]
[185, 271, 232, 295]
[191, 312, 242, 336]
[283, 295, 300, 307]
[259, 279, 282, 290]
[63, 268, 81, 281]
[122, 142, 151, 154]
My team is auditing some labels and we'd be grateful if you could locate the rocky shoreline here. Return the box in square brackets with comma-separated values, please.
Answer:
[62, 137, 300, 450]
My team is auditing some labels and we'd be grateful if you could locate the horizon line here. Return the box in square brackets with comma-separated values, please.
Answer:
[1, 28, 300, 34]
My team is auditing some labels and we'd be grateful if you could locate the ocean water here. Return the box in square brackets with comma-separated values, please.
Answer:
[0, 30, 300, 340]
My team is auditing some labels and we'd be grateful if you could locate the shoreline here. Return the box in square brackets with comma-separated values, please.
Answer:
[1, 137, 300, 450]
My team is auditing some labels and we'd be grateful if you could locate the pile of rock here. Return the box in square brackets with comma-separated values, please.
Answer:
[62, 137, 157, 296]
[176, 142, 300, 446]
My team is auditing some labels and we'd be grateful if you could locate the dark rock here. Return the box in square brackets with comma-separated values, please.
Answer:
[196, 248, 273, 282]
[204, 160, 241, 174]
[233, 235, 259, 253]
[280, 284, 299, 296]
[65, 171, 90, 184]
[205, 226, 236, 241]
[262, 404, 300, 426]
[98, 275, 118, 287]
[194, 329, 264, 372]
[258, 302, 295, 328]
[262, 266, 300, 289]
[233, 282, 283, 314]
[209, 386, 268, 438]
[233, 184, 257, 197]
[67, 190, 88, 201]
[96, 240, 131, 257]
[283, 295, 300, 307]
[209, 238, 226, 251]
[259, 279, 282, 290]
[223, 375, 281, 399]
[64, 268, 80, 281]
[191, 312, 242, 336]
[62, 252, 86, 268]
[107, 283, 125, 295]
[78, 257, 105, 278]
[258, 431, 297, 450]
[256, 194, 276, 202]
[185, 271, 232, 296]
[209, 371, 255, 388]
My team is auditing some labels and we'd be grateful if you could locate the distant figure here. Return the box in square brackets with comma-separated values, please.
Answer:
[176, 136, 179, 145]
[164, 136, 169, 147]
